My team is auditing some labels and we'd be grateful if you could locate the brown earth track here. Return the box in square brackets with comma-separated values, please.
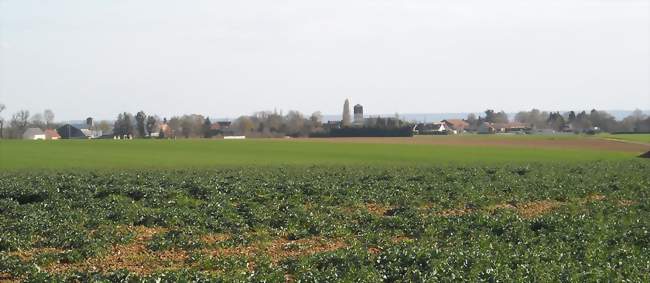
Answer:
[302, 136, 650, 153]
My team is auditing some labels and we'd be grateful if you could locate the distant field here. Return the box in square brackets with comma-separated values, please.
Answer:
[1, 136, 647, 170]
[599, 134, 650, 144]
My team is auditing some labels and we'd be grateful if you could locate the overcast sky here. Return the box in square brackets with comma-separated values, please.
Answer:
[1, 0, 648, 121]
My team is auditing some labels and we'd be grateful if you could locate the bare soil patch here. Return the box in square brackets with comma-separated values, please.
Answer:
[365, 203, 393, 216]
[305, 136, 649, 153]
[46, 226, 177, 275]
[34, 226, 346, 275]
[619, 200, 638, 207]
[516, 200, 563, 219]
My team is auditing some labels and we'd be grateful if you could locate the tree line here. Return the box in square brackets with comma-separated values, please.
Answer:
[0, 102, 649, 139]
[462, 109, 650, 133]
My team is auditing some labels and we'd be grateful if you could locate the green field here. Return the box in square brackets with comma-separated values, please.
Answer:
[1, 137, 649, 281]
[0, 138, 642, 170]
[600, 133, 650, 144]
[1, 163, 649, 281]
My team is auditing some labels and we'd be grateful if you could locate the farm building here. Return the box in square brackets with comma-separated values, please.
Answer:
[477, 122, 496, 134]
[492, 122, 531, 133]
[414, 122, 449, 135]
[44, 129, 61, 140]
[442, 119, 470, 133]
[57, 124, 87, 139]
[23, 128, 46, 140]
[478, 122, 532, 134]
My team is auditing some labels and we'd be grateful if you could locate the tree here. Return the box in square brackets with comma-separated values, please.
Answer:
[97, 120, 112, 133]
[113, 112, 134, 137]
[621, 109, 648, 132]
[0, 104, 5, 138]
[342, 99, 351, 127]
[167, 117, 181, 138]
[484, 110, 508, 124]
[30, 113, 45, 129]
[135, 111, 147, 137]
[567, 111, 576, 123]
[234, 116, 255, 134]
[44, 109, 55, 128]
[145, 116, 158, 137]
[466, 113, 478, 128]
[547, 112, 566, 131]
[202, 117, 212, 138]
[9, 110, 30, 138]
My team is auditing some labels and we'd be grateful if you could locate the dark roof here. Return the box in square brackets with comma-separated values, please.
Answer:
[56, 124, 86, 139]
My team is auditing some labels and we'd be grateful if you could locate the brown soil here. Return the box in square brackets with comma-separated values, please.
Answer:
[516, 200, 563, 219]
[202, 233, 230, 245]
[365, 203, 393, 216]
[437, 208, 473, 217]
[390, 236, 413, 243]
[46, 226, 177, 275]
[8, 247, 63, 261]
[367, 247, 382, 255]
[619, 200, 638, 207]
[32, 227, 346, 275]
[303, 136, 649, 153]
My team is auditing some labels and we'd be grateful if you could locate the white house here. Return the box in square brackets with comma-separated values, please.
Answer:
[23, 128, 46, 140]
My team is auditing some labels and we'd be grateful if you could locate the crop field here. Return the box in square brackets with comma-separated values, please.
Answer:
[0, 137, 649, 281]
[599, 134, 650, 144]
[0, 135, 648, 170]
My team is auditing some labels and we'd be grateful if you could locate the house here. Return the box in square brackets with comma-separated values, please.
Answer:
[323, 121, 342, 131]
[414, 122, 448, 135]
[491, 122, 531, 133]
[23, 128, 46, 140]
[44, 129, 61, 140]
[442, 119, 469, 134]
[56, 124, 87, 139]
[217, 121, 232, 129]
[477, 122, 496, 134]
[477, 122, 531, 134]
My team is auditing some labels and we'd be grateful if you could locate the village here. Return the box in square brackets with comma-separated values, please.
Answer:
[15, 99, 627, 141]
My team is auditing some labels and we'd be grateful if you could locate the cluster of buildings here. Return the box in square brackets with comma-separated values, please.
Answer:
[331, 99, 535, 135]
[23, 123, 106, 140]
[413, 121, 536, 135]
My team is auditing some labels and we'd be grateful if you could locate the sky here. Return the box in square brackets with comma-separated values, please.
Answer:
[1, 0, 649, 121]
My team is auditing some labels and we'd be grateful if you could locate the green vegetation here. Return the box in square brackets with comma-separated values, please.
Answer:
[600, 133, 650, 144]
[1, 162, 649, 281]
[0, 139, 639, 170]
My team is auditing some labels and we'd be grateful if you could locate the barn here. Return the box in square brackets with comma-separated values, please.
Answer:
[57, 124, 87, 139]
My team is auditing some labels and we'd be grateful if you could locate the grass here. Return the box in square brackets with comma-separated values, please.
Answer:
[0, 138, 639, 170]
[599, 133, 650, 144]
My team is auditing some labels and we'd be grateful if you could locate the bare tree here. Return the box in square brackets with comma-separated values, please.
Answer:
[9, 110, 30, 138]
[30, 113, 45, 129]
[167, 117, 181, 138]
[97, 120, 112, 133]
[234, 116, 255, 134]
[0, 104, 5, 138]
[285, 110, 306, 136]
[44, 109, 55, 128]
